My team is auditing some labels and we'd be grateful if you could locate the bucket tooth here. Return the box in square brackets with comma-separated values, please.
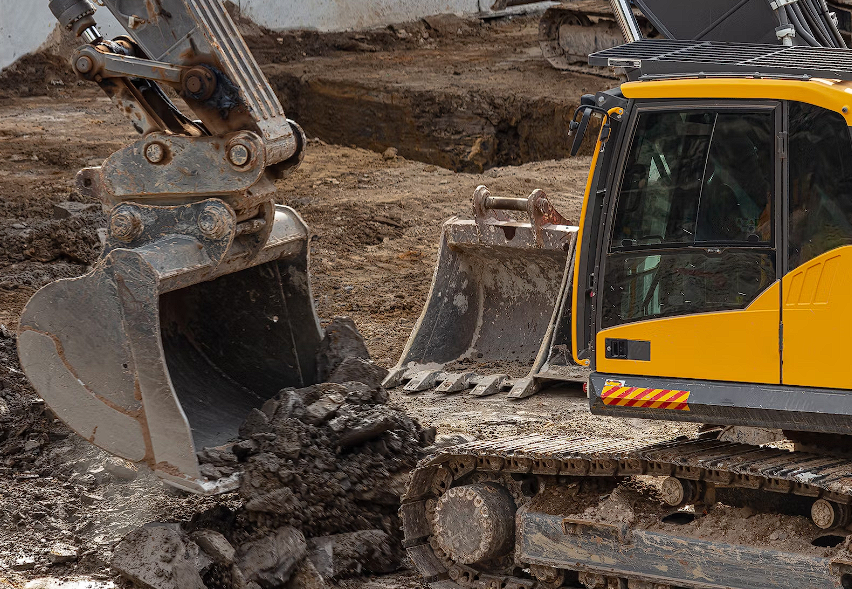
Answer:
[383, 366, 409, 389]
[507, 377, 539, 400]
[435, 372, 476, 393]
[404, 370, 444, 394]
[471, 374, 509, 397]
[17, 201, 323, 493]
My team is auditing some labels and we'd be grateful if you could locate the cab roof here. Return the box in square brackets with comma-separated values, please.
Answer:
[591, 40, 852, 124]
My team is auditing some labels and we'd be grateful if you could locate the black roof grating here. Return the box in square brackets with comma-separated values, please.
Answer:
[589, 40, 852, 81]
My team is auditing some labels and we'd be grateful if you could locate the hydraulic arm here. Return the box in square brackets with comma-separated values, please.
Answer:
[17, 0, 324, 493]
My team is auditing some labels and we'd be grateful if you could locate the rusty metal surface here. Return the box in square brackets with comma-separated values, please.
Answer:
[386, 186, 587, 398]
[518, 510, 842, 589]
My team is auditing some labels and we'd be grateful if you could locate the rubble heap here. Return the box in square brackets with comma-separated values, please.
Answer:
[112, 318, 433, 589]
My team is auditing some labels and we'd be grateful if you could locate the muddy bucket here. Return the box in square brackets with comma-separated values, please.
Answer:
[17, 199, 322, 493]
[385, 186, 587, 398]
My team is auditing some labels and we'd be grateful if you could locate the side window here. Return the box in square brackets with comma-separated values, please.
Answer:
[788, 102, 852, 270]
[602, 108, 776, 330]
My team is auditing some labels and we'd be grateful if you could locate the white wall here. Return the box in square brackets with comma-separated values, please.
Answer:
[1, 0, 123, 69]
[1, 2, 59, 69]
[234, 0, 485, 32]
[1, 0, 549, 70]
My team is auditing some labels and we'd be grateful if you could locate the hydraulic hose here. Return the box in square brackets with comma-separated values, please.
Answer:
[818, 0, 847, 47]
[787, 3, 820, 46]
[795, 1, 825, 45]
[802, 0, 834, 46]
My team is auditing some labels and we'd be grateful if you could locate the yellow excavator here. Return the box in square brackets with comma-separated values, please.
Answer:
[399, 28, 852, 589]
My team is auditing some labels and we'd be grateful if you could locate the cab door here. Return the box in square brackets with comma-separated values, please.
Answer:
[593, 102, 782, 384]
[782, 102, 852, 389]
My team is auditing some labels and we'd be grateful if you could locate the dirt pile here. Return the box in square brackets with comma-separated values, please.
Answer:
[110, 319, 431, 589]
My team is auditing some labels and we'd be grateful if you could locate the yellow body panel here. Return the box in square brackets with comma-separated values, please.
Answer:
[621, 78, 852, 125]
[596, 282, 780, 383]
[782, 246, 852, 388]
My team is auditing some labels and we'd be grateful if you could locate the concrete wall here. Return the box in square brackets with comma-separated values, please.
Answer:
[234, 0, 486, 32]
[1, 0, 123, 70]
[1, 0, 547, 70]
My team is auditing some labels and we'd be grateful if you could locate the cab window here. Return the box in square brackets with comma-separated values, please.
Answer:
[602, 108, 776, 329]
[788, 102, 852, 270]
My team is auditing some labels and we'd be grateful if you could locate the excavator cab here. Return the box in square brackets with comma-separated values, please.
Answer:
[17, 0, 322, 493]
[572, 40, 852, 435]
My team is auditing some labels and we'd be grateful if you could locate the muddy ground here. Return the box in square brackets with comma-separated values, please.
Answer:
[0, 10, 702, 589]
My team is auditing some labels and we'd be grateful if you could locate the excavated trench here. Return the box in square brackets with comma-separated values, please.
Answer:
[259, 18, 610, 172]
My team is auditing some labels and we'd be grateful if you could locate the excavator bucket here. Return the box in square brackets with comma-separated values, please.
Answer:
[17, 200, 322, 494]
[385, 186, 588, 399]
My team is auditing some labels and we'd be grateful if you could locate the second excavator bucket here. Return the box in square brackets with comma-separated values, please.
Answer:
[385, 186, 588, 399]
[17, 200, 322, 494]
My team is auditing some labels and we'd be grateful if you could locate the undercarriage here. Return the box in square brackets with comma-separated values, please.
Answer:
[403, 434, 852, 589]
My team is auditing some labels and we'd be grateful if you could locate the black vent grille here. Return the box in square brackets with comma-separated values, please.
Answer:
[590, 40, 852, 80]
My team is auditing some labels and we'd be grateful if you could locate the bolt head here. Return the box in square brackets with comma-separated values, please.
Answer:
[185, 74, 204, 94]
[198, 206, 231, 240]
[228, 144, 251, 167]
[75, 55, 93, 74]
[145, 143, 166, 164]
[110, 208, 143, 242]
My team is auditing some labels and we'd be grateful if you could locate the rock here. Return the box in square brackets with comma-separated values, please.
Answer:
[13, 556, 36, 571]
[422, 13, 471, 37]
[315, 318, 370, 382]
[240, 408, 271, 438]
[238, 526, 307, 588]
[382, 147, 398, 160]
[337, 413, 397, 448]
[273, 390, 306, 420]
[103, 456, 138, 481]
[434, 433, 477, 447]
[52, 201, 99, 219]
[80, 493, 103, 505]
[191, 530, 236, 565]
[23, 440, 41, 452]
[112, 526, 206, 589]
[303, 393, 346, 426]
[47, 543, 78, 564]
[419, 426, 437, 447]
[327, 358, 389, 390]
[232, 439, 261, 461]
[245, 487, 298, 514]
[307, 530, 403, 580]
[286, 558, 326, 589]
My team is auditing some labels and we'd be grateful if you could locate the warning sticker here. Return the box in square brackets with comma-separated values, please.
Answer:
[601, 384, 690, 411]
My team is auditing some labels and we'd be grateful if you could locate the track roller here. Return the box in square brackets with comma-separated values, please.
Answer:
[811, 499, 852, 530]
[433, 483, 517, 564]
[659, 477, 701, 507]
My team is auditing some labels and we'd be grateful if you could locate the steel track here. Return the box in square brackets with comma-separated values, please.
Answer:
[401, 434, 852, 589]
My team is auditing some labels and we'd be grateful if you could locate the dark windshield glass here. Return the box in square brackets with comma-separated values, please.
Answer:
[611, 110, 773, 250]
[788, 102, 852, 269]
[602, 108, 776, 330]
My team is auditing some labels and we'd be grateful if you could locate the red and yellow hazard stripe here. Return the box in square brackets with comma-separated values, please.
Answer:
[601, 383, 690, 411]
